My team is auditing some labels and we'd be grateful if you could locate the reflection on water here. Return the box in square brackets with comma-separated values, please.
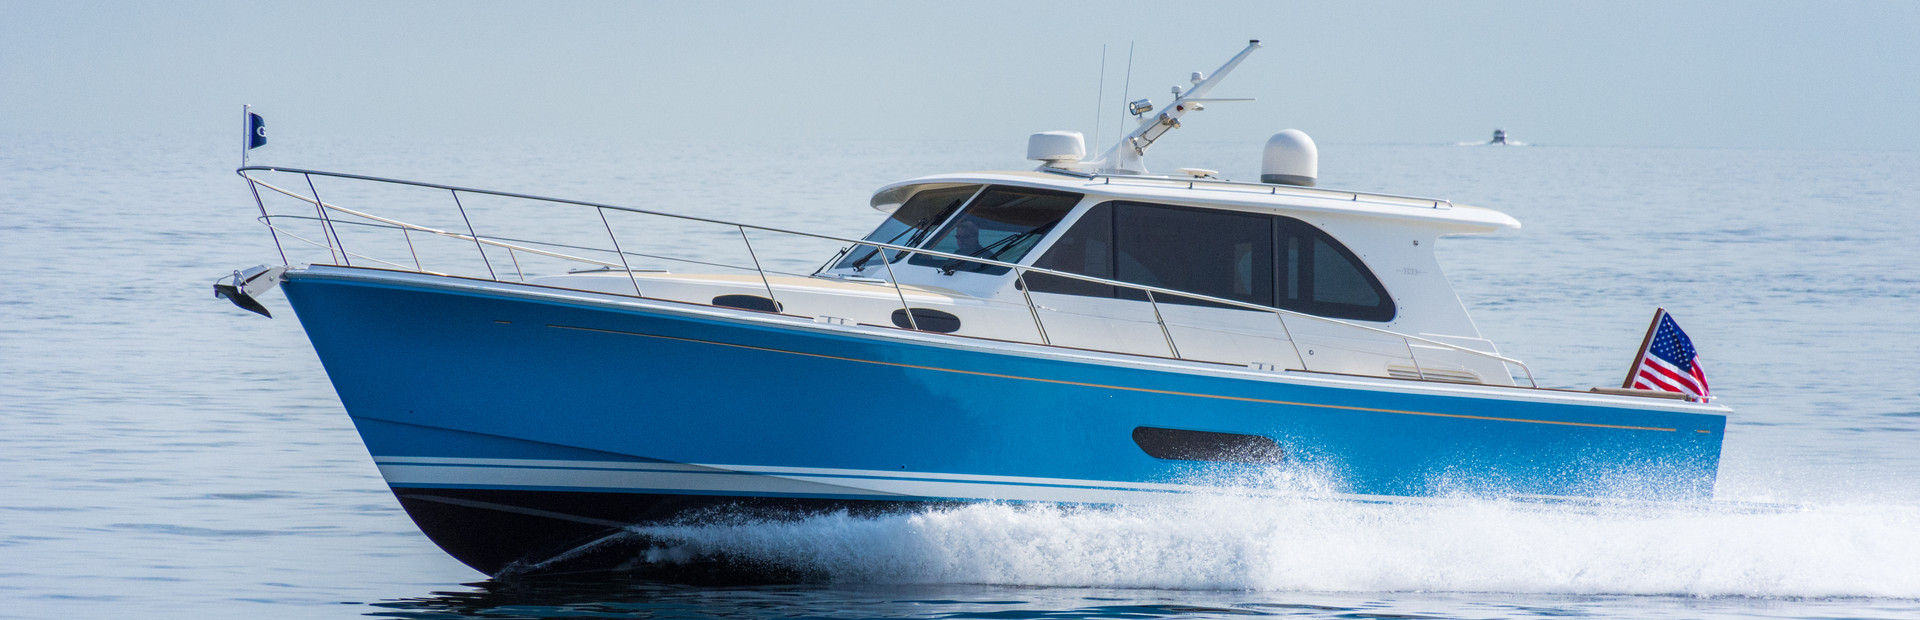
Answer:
[369, 577, 1885, 620]
[370, 579, 1297, 620]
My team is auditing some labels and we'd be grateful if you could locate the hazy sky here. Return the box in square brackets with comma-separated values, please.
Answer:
[3, 1, 1916, 150]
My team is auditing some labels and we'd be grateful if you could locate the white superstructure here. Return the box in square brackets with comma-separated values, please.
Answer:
[527, 40, 1525, 385]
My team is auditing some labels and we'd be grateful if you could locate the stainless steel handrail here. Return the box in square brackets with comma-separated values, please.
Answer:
[247, 177, 625, 268]
[239, 166, 1535, 387]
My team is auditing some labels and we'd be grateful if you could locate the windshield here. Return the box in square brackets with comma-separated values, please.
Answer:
[908, 186, 1083, 275]
[833, 185, 980, 272]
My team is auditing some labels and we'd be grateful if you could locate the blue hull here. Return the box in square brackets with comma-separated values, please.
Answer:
[281, 267, 1725, 575]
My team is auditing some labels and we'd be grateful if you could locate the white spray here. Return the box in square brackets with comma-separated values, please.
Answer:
[630, 485, 1920, 597]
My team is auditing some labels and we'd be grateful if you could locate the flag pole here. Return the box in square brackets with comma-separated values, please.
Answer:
[1620, 307, 1667, 389]
[241, 104, 251, 168]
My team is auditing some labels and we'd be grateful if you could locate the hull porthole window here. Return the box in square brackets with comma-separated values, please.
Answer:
[712, 295, 782, 313]
[890, 308, 961, 333]
[1132, 426, 1286, 464]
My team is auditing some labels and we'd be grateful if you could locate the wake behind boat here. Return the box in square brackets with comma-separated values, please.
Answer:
[217, 41, 1728, 577]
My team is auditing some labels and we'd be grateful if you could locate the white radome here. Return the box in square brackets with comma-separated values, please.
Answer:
[1262, 129, 1318, 187]
[1027, 131, 1086, 166]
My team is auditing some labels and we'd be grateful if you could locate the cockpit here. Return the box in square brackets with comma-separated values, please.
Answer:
[825, 182, 1395, 324]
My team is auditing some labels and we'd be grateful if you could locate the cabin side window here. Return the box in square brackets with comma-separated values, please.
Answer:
[1024, 202, 1116, 298]
[1029, 201, 1396, 322]
[834, 184, 979, 271]
[1110, 202, 1274, 308]
[1283, 230, 1391, 320]
[906, 186, 1083, 275]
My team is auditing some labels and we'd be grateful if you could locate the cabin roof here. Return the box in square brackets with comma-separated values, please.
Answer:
[872, 170, 1522, 233]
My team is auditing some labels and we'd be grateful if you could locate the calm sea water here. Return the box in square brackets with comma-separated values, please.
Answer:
[2, 132, 1917, 619]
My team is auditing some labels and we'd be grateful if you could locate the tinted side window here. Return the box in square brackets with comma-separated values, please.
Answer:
[834, 185, 978, 271]
[1278, 221, 1394, 322]
[1114, 203, 1273, 308]
[1026, 203, 1115, 297]
[1029, 201, 1396, 322]
[1032, 202, 1272, 309]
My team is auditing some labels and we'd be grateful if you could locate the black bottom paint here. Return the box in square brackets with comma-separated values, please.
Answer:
[392, 487, 940, 579]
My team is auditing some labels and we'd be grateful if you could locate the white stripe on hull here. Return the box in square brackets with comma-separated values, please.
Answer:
[375, 456, 1391, 506]
[376, 457, 1192, 504]
[371, 456, 1774, 512]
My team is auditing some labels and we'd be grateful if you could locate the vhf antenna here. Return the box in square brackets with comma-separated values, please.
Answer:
[1089, 40, 1260, 175]
[1092, 45, 1107, 151]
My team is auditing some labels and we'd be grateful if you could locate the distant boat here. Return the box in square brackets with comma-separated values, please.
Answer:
[1458, 129, 1526, 147]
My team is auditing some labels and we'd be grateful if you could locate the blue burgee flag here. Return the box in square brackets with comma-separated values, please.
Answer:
[248, 112, 267, 149]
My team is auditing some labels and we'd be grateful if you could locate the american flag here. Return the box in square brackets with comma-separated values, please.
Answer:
[1629, 310, 1710, 399]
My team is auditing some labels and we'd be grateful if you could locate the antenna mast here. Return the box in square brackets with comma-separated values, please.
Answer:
[1089, 40, 1260, 175]
[1092, 45, 1107, 150]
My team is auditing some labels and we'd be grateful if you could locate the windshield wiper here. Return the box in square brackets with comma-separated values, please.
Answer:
[849, 218, 929, 271]
[938, 228, 1043, 275]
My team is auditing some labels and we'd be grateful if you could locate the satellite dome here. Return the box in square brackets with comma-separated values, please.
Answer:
[1261, 129, 1317, 187]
